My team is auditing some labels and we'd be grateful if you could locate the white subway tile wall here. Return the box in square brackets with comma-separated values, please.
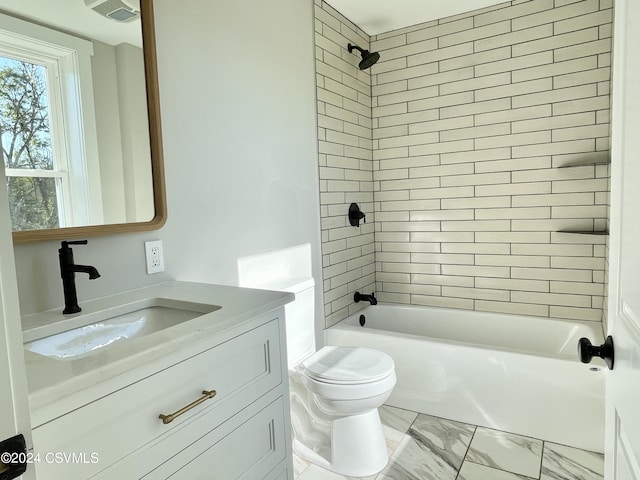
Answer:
[316, 0, 611, 327]
[315, 1, 375, 327]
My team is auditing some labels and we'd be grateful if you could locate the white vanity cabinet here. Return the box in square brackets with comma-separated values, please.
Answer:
[28, 306, 293, 480]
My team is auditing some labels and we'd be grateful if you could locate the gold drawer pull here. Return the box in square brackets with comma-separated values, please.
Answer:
[159, 389, 217, 425]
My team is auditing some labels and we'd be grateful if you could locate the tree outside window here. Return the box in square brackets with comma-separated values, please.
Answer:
[1, 57, 62, 231]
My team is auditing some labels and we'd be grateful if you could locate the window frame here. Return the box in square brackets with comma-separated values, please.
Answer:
[0, 12, 104, 229]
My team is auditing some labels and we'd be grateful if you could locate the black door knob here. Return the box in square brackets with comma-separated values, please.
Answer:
[578, 335, 614, 370]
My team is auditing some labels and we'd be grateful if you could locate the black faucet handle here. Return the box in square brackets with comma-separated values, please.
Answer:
[369, 292, 377, 305]
[62, 240, 88, 247]
[60, 240, 89, 251]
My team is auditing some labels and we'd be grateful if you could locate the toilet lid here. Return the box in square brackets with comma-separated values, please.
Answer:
[302, 346, 394, 384]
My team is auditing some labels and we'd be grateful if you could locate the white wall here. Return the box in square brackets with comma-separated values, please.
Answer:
[92, 40, 155, 224]
[12, 0, 324, 330]
[92, 40, 127, 224]
[115, 42, 154, 223]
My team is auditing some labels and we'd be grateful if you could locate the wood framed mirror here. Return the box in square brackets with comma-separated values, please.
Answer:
[0, 0, 166, 243]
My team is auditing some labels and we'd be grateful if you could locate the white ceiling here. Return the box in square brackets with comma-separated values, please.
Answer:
[325, 0, 508, 36]
[0, 0, 141, 46]
[1, 0, 508, 52]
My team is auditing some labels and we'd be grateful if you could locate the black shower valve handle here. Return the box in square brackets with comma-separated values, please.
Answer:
[348, 203, 366, 227]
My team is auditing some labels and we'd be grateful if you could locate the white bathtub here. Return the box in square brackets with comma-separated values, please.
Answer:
[325, 304, 605, 453]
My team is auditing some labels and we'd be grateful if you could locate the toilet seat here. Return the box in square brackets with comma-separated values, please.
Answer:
[302, 346, 395, 385]
[303, 346, 394, 385]
[299, 346, 396, 403]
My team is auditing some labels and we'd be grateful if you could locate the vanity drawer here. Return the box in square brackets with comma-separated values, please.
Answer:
[265, 467, 291, 480]
[32, 318, 283, 479]
[144, 396, 287, 479]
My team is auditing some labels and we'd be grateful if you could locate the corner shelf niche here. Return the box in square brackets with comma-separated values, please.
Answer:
[555, 150, 610, 237]
[556, 230, 609, 236]
[556, 152, 610, 168]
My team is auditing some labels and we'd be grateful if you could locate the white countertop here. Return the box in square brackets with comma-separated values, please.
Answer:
[22, 281, 294, 426]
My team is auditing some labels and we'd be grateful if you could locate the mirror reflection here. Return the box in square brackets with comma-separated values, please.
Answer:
[0, 0, 155, 233]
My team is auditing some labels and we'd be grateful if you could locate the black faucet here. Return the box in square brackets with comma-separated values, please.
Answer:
[59, 240, 101, 314]
[354, 291, 377, 305]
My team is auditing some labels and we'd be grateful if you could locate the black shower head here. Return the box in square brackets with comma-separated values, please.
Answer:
[348, 43, 380, 70]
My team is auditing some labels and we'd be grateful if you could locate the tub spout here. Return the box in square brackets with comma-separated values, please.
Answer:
[354, 291, 377, 305]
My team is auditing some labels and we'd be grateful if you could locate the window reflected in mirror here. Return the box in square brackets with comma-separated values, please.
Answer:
[1, 57, 61, 231]
[0, 0, 165, 242]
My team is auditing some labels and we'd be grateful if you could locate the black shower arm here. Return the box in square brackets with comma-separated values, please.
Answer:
[348, 44, 366, 55]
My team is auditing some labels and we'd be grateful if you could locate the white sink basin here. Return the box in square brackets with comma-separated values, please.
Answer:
[24, 299, 220, 360]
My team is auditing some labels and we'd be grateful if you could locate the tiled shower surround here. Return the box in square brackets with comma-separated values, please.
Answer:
[316, 0, 612, 327]
[315, 3, 376, 327]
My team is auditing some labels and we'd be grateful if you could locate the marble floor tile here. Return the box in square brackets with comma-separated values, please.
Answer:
[293, 408, 605, 480]
[465, 428, 543, 479]
[294, 453, 311, 478]
[458, 461, 536, 480]
[541, 443, 604, 480]
[379, 405, 420, 450]
[377, 414, 475, 480]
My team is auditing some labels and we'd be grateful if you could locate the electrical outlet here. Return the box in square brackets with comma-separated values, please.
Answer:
[145, 240, 164, 274]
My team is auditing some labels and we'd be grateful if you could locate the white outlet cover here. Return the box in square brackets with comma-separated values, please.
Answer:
[145, 240, 164, 274]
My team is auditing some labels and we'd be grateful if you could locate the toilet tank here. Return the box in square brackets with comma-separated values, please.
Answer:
[280, 278, 316, 367]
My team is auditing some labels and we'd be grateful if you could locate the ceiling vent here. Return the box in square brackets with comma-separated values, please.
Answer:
[85, 0, 140, 22]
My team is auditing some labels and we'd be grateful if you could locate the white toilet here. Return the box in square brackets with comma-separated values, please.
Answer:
[284, 279, 396, 477]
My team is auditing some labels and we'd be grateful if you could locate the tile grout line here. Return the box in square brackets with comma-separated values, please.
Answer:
[539, 440, 546, 480]
[456, 424, 479, 480]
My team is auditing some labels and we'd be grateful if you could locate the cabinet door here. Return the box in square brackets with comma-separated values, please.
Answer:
[265, 468, 290, 480]
[148, 397, 287, 480]
[33, 318, 282, 479]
